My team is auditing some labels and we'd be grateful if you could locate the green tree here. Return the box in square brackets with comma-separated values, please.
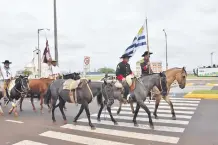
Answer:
[23, 69, 33, 76]
[97, 67, 115, 73]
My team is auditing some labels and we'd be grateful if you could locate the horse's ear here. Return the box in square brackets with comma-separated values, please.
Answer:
[182, 66, 186, 70]
[159, 72, 163, 77]
[88, 79, 91, 83]
[103, 79, 107, 85]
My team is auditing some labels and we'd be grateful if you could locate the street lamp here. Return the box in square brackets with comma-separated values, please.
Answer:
[37, 28, 50, 78]
[211, 52, 215, 67]
[54, 0, 58, 66]
[163, 29, 168, 70]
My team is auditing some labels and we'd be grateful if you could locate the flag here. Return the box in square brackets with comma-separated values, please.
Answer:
[123, 22, 147, 57]
[42, 40, 52, 63]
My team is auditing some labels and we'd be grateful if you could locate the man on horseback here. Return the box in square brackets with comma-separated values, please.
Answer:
[140, 51, 153, 76]
[0, 60, 13, 105]
[140, 51, 160, 100]
[115, 54, 134, 102]
[51, 60, 61, 79]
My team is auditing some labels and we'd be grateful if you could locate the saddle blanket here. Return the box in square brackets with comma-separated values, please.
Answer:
[63, 79, 79, 90]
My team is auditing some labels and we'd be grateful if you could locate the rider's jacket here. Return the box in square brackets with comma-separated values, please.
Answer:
[116, 61, 132, 81]
[140, 59, 153, 76]
[0, 66, 12, 80]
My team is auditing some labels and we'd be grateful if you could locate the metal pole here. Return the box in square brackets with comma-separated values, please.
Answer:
[37, 29, 41, 78]
[211, 52, 214, 66]
[54, 0, 59, 66]
[163, 29, 168, 70]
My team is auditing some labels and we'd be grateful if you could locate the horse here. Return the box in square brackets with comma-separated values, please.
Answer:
[20, 73, 80, 113]
[1, 75, 29, 116]
[97, 72, 168, 129]
[117, 67, 187, 120]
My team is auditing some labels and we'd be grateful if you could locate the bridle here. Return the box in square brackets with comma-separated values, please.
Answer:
[15, 77, 29, 97]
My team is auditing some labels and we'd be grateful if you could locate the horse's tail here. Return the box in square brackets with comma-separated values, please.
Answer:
[44, 84, 51, 105]
[96, 90, 103, 105]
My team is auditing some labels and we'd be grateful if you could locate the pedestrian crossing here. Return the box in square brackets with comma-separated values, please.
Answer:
[12, 97, 201, 145]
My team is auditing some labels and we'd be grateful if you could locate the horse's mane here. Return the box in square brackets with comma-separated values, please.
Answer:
[166, 67, 187, 75]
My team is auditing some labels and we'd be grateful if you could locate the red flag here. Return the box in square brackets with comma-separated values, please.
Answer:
[42, 40, 52, 63]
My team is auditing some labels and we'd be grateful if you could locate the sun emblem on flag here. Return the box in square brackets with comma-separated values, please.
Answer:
[137, 26, 144, 35]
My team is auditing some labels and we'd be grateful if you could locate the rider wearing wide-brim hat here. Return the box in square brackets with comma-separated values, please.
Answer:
[115, 54, 134, 102]
[0, 60, 13, 105]
[140, 51, 153, 76]
[51, 60, 61, 79]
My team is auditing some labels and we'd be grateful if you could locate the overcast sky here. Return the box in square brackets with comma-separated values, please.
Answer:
[0, 0, 217, 74]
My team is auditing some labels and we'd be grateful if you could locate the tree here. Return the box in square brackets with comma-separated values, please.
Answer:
[97, 67, 115, 73]
[23, 69, 33, 76]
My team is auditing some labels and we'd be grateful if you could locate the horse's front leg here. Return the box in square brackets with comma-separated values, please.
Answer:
[83, 101, 95, 129]
[107, 99, 117, 125]
[40, 94, 44, 114]
[19, 96, 24, 112]
[163, 95, 176, 120]
[73, 104, 84, 123]
[97, 100, 105, 121]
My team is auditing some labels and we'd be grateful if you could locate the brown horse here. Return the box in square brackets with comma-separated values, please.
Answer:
[19, 78, 54, 113]
[117, 67, 187, 120]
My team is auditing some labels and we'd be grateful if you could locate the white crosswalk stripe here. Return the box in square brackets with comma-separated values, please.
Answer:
[12, 98, 201, 145]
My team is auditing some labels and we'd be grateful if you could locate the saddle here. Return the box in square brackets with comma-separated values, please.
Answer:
[63, 79, 80, 103]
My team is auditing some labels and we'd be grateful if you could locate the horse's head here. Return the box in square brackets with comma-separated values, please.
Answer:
[73, 72, 81, 80]
[159, 72, 168, 97]
[15, 75, 30, 93]
[175, 67, 187, 89]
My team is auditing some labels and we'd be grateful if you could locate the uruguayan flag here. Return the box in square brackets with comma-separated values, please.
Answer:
[124, 22, 146, 57]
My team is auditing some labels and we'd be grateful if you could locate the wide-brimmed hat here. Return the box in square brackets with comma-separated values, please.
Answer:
[120, 54, 131, 59]
[141, 51, 153, 57]
[2, 60, 12, 64]
[51, 60, 57, 62]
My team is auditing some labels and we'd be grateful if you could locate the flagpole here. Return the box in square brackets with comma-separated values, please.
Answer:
[145, 17, 151, 74]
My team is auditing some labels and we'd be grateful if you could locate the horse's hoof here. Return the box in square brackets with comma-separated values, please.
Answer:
[134, 123, 139, 127]
[172, 116, 176, 120]
[154, 116, 159, 119]
[150, 124, 154, 129]
[0, 112, 4, 116]
[63, 120, 67, 124]
[91, 126, 96, 130]
[53, 121, 56, 125]
[72, 120, 77, 125]
[97, 117, 101, 122]
[20, 109, 23, 112]
[114, 121, 118, 125]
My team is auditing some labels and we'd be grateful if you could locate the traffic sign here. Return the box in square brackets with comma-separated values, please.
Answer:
[84, 56, 90, 65]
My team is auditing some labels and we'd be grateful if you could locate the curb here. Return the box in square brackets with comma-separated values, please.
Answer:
[184, 93, 218, 99]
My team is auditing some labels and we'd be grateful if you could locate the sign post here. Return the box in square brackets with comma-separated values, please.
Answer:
[83, 56, 90, 77]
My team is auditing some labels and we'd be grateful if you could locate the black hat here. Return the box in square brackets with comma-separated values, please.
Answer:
[2, 60, 12, 64]
[141, 51, 153, 57]
[120, 54, 131, 59]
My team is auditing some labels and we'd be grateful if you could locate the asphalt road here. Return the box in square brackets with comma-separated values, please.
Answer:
[0, 84, 218, 145]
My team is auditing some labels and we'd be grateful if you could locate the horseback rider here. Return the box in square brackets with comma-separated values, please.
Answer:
[0, 60, 13, 105]
[51, 60, 61, 79]
[140, 51, 160, 100]
[115, 54, 134, 102]
[140, 51, 153, 76]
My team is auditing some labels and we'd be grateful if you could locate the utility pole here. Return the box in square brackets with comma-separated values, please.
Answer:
[211, 52, 214, 66]
[163, 29, 168, 70]
[54, 0, 59, 66]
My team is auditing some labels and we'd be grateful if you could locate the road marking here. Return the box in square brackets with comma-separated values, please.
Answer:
[167, 98, 201, 100]
[91, 114, 189, 125]
[12, 140, 48, 145]
[112, 107, 195, 114]
[92, 111, 192, 119]
[164, 100, 200, 103]
[123, 102, 199, 106]
[78, 118, 185, 133]
[60, 124, 179, 144]
[40, 131, 134, 145]
[116, 105, 197, 110]
[5, 120, 24, 124]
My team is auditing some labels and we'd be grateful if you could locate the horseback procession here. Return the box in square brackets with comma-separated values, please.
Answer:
[0, 19, 187, 131]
